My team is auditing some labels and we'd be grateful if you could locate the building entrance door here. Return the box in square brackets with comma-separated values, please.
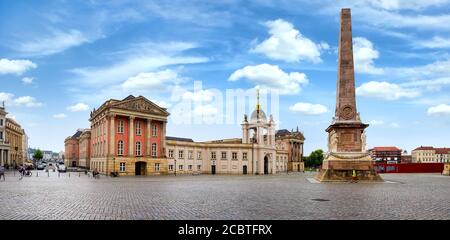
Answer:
[211, 165, 216, 175]
[72, 161, 76, 167]
[264, 156, 269, 174]
[135, 162, 147, 176]
[243, 165, 247, 174]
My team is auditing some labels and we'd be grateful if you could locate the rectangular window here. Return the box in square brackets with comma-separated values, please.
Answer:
[188, 165, 192, 170]
[0, 131, 3, 140]
[152, 124, 157, 137]
[179, 164, 183, 170]
[155, 163, 160, 172]
[152, 143, 157, 157]
[168, 149, 174, 158]
[135, 121, 141, 135]
[179, 150, 184, 159]
[119, 162, 125, 172]
[221, 151, 227, 160]
[197, 165, 201, 170]
[169, 165, 174, 171]
[188, 151, 193, 159]
[117, 120, 124, 133]
[211, 151, 216, 160]
[232, 152, 237, 160]
[197, 151, 202, 160]
[135, 142, 141, 156]
[243, 152, 248, 160]
[0, 119, 3, 126]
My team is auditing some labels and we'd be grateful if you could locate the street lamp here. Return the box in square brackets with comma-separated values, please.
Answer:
[174, 159, 177, 176]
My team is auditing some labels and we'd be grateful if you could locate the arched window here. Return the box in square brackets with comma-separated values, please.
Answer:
[152, 143, 157, 157]
[136, 141, 141, 156]
[117, 140, 124, 155]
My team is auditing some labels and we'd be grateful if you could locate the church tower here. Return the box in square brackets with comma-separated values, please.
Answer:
[241, 89, 276, 174]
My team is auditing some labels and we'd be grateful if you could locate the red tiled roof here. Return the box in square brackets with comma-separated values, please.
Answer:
[435, 148, 450, 154]
[413, 146, 435, 151]
[371, 146, 401, 151]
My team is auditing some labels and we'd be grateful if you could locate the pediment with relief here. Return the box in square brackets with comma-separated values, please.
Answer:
[113, 98, 169, 116]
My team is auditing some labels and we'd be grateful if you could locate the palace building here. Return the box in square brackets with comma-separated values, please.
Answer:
[0, 103, 28, 167]
[66, 93, 305, 176]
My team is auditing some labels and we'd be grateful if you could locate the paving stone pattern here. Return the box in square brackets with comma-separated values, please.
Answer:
[0, 171, 449, 220]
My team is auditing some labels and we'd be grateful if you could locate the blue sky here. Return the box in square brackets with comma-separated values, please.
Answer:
[1, 0, 450, 154]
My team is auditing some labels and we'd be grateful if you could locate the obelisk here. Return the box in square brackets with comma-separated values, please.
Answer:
[315, 8, 382, 182]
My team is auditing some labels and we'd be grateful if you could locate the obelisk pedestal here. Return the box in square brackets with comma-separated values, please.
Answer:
[315, 8, 382, 182]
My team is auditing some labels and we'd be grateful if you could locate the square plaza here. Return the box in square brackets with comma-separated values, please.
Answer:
[1, 171, 449, 220]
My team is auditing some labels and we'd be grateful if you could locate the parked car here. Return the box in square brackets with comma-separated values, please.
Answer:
[37, 164, 45, 170]
[58, 164, 67, 172]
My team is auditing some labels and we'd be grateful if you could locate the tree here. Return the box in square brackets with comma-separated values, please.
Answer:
[33, 149, 43, 161]
[305, 149, 324, 168]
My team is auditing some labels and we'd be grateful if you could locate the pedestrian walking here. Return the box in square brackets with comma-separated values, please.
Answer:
[351, 169, 358, 183]
[0, 165, 5, 181]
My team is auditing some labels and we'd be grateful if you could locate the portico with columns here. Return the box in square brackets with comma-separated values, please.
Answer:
[89, 95, 169, 176]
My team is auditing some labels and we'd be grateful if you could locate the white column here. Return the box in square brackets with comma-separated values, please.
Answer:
[161, 121, 166, 158]
[129, 116, 135, 156]
[146, 119, 151, 156]
[109, 114, 115, 156]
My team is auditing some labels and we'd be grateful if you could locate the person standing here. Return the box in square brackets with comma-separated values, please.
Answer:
[0, 165, 5, 181]
[351, 169, 358, 183]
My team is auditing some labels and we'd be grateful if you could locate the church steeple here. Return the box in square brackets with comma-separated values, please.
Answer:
[256, 88, 261, 113]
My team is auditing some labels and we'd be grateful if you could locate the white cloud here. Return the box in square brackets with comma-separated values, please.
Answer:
[356, 81, 420, 100]
[193, 104, 218, 117]
[416, 36, 450, 49]
[0, 58, 37, 75]
[70, 41, 207, 87]
[289, 102, 328, 115]
[427, 104, 450, 116]
[251, 19, 328, 63]
[0, 92, 14, 102]
[6, 114, 16, 120]
[67, 103, 89, 112]
[389, 122, 400, 128]
[53, 113, 67, 119]
[181, 89, 214, 102]
[12, 96, 43, 107]
[121, 69, 182, 91]
[22, 77, 34, 84]
[228, 64, 308, 95]
[353, 37, 384, 74]
[18, 29, 91, 56]
[369, 120, 385, 126]
[367, 0, 449, 11]
[401, 77, 450, 91]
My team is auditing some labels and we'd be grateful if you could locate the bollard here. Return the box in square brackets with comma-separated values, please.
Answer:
[69, 172, 70, 178]
[48, 171, 49, 177]
[36, 171, 38, 177]
[58, 172, 60, 178]
[79, 172, 80, 177]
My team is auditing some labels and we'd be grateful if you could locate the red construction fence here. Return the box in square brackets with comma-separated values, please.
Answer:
[373, 163, 444, 173]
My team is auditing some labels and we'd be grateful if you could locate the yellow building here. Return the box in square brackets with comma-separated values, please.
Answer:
[5, 118, 25, 166]
[412, 146, 450, 163]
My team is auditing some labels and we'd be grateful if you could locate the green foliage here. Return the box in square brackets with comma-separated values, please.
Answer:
[33, 149, 43, 161]
[304, 149, 324, 168]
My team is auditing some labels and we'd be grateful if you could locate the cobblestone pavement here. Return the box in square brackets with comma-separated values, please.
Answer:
[0, 170, 449, 220]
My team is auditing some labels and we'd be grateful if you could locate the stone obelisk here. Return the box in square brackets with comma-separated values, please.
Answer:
[315, 8, 382, 182]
